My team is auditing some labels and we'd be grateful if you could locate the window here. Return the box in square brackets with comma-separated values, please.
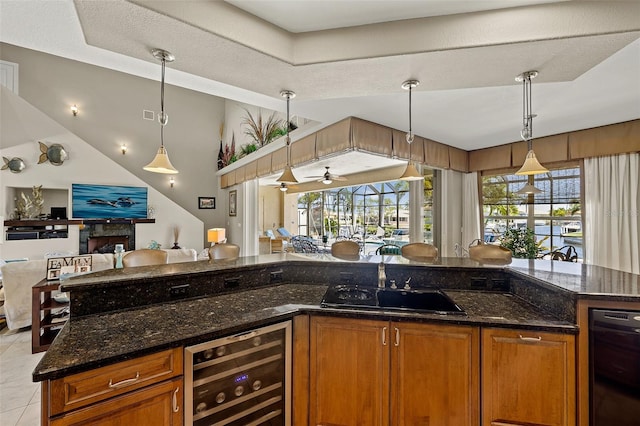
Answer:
[481, 166, 583, 259]
[296, 171, 435, 248]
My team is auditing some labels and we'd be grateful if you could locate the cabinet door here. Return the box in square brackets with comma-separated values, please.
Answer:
[310, 316, 389, 426]
[50, 378, 182, 426]
[391, 322, 479, 426]
[482, 328, 576, 426]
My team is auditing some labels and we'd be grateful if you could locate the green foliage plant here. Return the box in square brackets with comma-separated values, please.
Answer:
[500, 227, 539, 259]
[242, 109, 284, 147]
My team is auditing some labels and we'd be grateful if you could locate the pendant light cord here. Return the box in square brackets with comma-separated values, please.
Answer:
[522, 73, 533, 151]
[160, 57, 166, 148]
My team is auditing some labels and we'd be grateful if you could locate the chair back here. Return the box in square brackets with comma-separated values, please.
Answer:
[271, 237, 285, 253]
[122, 249, 168, 268]
[376, 244, 401, 255]
[469, 244, 512, 264]
[331, 240, 360, 260]
[258, 237, 271, 255]
[208, 243, 241, 260]
[401, 243, 438, 261]
[550, 245, 578, 262]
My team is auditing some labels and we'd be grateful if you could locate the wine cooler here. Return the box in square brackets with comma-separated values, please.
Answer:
[185, 321, 292, 426]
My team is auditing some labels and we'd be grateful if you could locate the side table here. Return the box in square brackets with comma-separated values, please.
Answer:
[32, 279, 68, 353]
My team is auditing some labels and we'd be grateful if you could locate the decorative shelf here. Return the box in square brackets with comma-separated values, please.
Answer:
[3, 219, 83, 227]
[4, 219, 154, 227]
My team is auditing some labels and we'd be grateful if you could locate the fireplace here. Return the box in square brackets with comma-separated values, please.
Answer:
[88, 236, 129, 253]
[79, 223, 136, 254]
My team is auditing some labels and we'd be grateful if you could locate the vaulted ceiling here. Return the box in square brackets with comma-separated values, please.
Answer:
[1, 0, 639, 153]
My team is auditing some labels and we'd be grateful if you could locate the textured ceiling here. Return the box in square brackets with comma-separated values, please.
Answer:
[1, 0, 639, 155]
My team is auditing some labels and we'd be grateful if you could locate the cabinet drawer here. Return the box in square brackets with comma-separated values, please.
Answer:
[50, 348, 182, 415]
[50, 377, 182, 426]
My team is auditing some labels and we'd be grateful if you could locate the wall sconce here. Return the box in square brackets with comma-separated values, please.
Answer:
[71, 105, 78, 116]
[169, 177, 175, 188]
[121, 144, 127, 155]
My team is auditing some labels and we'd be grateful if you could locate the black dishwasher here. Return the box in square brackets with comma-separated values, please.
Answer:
[185, 321, 291, 426]
[590, 309, 640, 426]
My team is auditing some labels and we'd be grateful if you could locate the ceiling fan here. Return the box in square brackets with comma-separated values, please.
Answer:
[306, 166, 348, 185]
[272, 182, 298, 192]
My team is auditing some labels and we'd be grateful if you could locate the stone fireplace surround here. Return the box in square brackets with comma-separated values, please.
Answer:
[79, 223, 135, 254]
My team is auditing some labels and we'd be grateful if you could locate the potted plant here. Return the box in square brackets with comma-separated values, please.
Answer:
[241, 109, 284, 148]
[499, 227, 546, 259]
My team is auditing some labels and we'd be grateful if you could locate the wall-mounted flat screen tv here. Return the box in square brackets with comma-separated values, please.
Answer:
[72, 184, 148, 219]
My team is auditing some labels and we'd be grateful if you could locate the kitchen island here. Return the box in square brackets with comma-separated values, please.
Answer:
[33, 254, 640, 426]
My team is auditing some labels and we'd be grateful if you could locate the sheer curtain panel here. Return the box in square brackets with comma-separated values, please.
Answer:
[584, 153, 640, 274]
[462, 172, 482, 248]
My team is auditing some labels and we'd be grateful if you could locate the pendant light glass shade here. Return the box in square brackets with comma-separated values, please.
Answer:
[400, 162, 423, 181]
[143, 145, 178, 174]
[275, 90, 298, 183]
[516, 149, 548, 175]
[514, 70, 547, 176]
[144, 49, 178, 174]
[399, 79, 423, 181]
[276, 163, 298, 184]
[516, 182, 543, 195]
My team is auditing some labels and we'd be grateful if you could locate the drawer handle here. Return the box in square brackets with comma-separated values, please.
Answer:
[518, 335, 542, 342]
[229, 330, 257, 342]
[108, 372, 140, 388]
[172, 387, 180, 413]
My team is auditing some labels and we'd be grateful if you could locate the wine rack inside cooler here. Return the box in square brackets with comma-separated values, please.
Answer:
[185, 321, 291, 426]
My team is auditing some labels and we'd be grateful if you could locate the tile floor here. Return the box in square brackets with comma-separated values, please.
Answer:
[0, 327, 43, 426]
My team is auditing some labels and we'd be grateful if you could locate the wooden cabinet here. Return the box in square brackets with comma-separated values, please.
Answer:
[309, 316, 479, 426]
[43, 348, 183, 425]
[391, 322, 479, 425]
[310, 316, 389, 426]
[482, 328, 576, 426]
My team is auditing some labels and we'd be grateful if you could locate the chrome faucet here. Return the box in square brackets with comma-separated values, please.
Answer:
[404, 277, 412, 290]
[378, 262, 386, 288]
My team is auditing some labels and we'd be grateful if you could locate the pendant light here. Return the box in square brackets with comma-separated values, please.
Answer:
[276, 90, 298, 184]
[516, 183, 542, 195]
[144, 49, 178, 174]
[399, 80, 423, 181]
[515, 70, 547, 176]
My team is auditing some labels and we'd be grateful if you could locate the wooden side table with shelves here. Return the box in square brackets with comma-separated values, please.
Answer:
[32, 279, 69, 353]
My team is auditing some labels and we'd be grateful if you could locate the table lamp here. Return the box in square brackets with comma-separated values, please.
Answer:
[207, 228, 226, 246]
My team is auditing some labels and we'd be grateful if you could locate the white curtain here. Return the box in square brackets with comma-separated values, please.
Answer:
[584, 153, 640, 274]
[461, 172, 482, 249]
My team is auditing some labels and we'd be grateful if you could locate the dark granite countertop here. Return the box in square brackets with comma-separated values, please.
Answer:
[60, 254, 640, 301]
[33, 282, 575, 382]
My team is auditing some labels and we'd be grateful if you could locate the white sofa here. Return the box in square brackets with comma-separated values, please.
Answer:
[0, 248, 198, 330]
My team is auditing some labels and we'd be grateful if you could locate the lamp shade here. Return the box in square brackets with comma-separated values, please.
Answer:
[399, 162, 423, 181]
[515, 183, 543, 195]
[143, 146, 178, 174]
[276, 165, 298, 184]
[515, 149, 549, 175]
[207, 228, 226, 243]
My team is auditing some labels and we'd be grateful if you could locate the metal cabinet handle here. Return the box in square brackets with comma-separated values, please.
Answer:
[229, 330, 257, 342]
[518, 334, 542, 342]
[394, 327, 400, 346]
[108, 372, 140, 388]
[382, 326, 387, 346]
[172, 387, 180, 413]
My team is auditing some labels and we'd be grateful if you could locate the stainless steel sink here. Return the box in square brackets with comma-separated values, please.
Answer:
[321, 285, 465, 315]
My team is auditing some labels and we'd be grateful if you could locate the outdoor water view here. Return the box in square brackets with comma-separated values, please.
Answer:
[482, 167, 583, 260]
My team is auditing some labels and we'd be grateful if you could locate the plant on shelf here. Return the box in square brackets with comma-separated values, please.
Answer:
[241, 109, 284, 149]
[172, 226, 181, 249]
[218, 129, 237, 169]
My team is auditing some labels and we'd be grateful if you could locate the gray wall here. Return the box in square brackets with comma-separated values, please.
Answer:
[0, 43, 226, 247]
